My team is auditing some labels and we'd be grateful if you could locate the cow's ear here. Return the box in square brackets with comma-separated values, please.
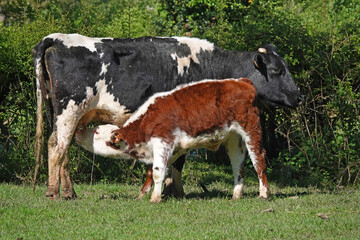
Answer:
[254, 54, 266, 70]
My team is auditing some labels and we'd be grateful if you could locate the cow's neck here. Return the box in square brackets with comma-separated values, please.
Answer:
[209, 49, 255, 79]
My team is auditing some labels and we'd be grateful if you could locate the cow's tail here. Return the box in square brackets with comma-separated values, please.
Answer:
[32, 38, 53, 192]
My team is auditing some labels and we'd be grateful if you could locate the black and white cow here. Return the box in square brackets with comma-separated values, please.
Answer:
[33, 33, 302, 199]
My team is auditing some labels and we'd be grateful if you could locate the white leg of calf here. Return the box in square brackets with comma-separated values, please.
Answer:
[151, 165, 166, 203]
[225, 134, 246, 199]
[258, 173, 270, 199]
[246, 142, 270, 199]
[150, 138, 172, 203]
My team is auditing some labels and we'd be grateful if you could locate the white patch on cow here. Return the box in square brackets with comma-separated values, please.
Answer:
[171, 53, 191, 76]
[85, 87, 94, 99]
[173, 37, 214, 62]
[99, 63, 110, 76]
[45, 33, 113, 53]
[124, 79, 239, 127]
[91, 79, 131, 125]
[172, 37, 214, 76]
[55, 99, 82, 153]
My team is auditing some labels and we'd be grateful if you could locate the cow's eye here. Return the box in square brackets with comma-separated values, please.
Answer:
[273, 67, 281, 75]
[94, 129, 99, 134]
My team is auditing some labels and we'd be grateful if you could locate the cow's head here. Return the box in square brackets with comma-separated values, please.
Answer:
[248, 44, 304, 108]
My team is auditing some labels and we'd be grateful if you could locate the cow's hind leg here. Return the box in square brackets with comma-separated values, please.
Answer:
[60, 149, 77, 199]
[225, 133, 246, 199]
[163, 155, 186, 199]
[46, 120, 78, 200]
[46, 132, 63, 199]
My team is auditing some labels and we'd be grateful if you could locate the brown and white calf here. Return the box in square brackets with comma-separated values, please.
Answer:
[105, 78, 269, 202]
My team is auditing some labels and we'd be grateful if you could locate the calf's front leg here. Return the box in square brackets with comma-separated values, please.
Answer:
[151, 164, 166, 203]
[150, 139, 172, 203]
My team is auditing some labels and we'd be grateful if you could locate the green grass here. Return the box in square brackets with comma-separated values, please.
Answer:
[1, 181, 359, 240]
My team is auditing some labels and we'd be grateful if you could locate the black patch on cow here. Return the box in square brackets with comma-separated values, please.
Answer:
[45, 43, 102, 114]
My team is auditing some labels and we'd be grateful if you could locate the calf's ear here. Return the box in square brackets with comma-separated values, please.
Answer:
[111, 130, 124, 143]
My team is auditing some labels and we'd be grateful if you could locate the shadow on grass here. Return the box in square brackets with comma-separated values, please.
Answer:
[181, 184, 336, 201]
[183, 189, 330, 201]
[95, 187, 344, 202]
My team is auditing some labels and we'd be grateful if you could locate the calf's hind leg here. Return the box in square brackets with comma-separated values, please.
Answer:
[225, 134, 246, 199]
[245, 140, 270, 199]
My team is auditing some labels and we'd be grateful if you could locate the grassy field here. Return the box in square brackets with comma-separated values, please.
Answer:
[1, 180, 359, 240]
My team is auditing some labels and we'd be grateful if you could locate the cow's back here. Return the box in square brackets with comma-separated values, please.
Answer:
[36, 34, 219, 119]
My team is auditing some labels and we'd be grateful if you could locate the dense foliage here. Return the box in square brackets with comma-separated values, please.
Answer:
[0, 0, 359, 187]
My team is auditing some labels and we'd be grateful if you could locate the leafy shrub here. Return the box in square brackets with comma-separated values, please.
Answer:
[0, 0, 359, 187]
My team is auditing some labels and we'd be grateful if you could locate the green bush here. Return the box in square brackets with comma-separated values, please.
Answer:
[0, 0, 359, 187]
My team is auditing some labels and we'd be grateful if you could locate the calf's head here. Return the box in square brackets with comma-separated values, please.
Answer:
[75, 124, 128, 159]
[247, 44, 304, 108]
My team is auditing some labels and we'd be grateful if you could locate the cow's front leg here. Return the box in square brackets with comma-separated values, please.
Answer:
[60, 149, 77, 199]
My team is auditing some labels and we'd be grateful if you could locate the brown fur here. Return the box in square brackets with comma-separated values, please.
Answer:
[116, 79, 258, 149]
